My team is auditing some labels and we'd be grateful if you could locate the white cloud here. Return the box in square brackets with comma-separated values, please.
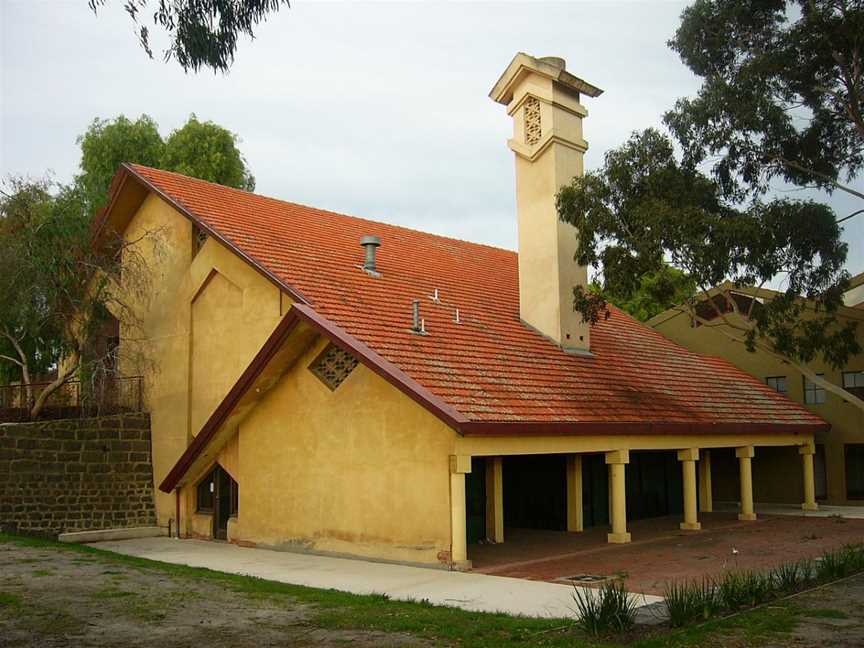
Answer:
[1, 0, 861, 269]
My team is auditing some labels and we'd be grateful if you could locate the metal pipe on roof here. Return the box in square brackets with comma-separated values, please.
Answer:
[360, 235, 381, 273]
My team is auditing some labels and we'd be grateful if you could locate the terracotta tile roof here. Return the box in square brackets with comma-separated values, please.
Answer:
[127, 164, 825, 431]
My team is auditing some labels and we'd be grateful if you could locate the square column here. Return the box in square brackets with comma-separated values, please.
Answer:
[736, 446, 756, 521]
[566, 455, 583, 533]
[698, 449, 713, 513]
[485, 456, 504, 543]
[678, 448, 701, 530]
[449, 455, 471, 565]
[800, 444, 819, 512]
[605, 450, 630, 544]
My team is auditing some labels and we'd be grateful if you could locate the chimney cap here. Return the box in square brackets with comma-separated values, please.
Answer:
[360, 235, 381, 248]
[489, 52, 604, 105]
[539, 56, 566, 69]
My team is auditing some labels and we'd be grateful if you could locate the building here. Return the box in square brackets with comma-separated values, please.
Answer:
[94, 53, 826, 569]
[649, 280, 864, 508]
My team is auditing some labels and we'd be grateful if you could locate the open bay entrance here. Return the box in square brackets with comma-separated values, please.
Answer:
[466, 451, 685, 545]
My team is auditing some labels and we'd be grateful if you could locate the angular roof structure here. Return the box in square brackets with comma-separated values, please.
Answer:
[111, 163, 826, 446]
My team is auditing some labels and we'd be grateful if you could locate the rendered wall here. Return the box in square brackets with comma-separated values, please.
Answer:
[651, 309, 864, 505]
[213, 336, 458, 565]
[119, 194, 283, 525]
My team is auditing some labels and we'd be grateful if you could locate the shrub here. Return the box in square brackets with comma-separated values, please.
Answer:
[771, 560, 802, 591]
[817, 544, 864, 581]
[663, 577, 719, 627]
[572, 580, 638, 636]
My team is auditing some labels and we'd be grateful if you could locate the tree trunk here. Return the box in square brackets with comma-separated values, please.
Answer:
[29, 355, 78, 421]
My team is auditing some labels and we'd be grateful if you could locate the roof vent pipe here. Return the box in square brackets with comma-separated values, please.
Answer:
[411, 299, 427, 335]
[360, 235, 381, 273]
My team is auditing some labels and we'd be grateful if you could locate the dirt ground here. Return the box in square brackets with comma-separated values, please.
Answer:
[3, 537, 864, 647]
[471, 513, 864, 595]
[761, 574, 864, 647]
[0, 542, 424, 648]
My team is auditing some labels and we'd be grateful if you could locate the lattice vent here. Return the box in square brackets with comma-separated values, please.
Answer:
[309, 343, 359, 391]
[524, 96, 542, 145]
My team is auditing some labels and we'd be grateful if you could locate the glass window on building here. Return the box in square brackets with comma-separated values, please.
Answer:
[766, 376, 787, 394]
[846, 445, 864, 499]
[842, 371, 864, 400]
[803, 374, 827, 405]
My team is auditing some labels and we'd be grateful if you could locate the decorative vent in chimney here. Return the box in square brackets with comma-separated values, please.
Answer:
[524, 96, 542, 145]
[309, 343, 359, 390]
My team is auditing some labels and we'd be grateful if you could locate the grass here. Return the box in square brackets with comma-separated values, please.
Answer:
[0, 592, 22, 608]
[0, 532, 857, 648]
[661, 544, 864, 629]
[801, 608, 849, 619]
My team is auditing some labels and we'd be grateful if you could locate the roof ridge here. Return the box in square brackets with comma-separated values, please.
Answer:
[127, 163, 518, 258]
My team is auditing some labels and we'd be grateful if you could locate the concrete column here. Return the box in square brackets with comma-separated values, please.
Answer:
[698, 449, 713, 513]
[566, 455, 584, 533]
[605, 450, 631, 544]
[736, 446, 756, 521]
[449, 455, 471, 565]
[678, 448, 701, 530]
[800, 444, 819, 512]
[485, 456, 504, 543]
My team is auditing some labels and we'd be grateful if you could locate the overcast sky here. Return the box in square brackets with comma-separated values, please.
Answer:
[1, 0, 862, 275]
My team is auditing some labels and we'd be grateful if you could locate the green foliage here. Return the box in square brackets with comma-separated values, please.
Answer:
[571, 580, 637, 636]
[88, 0, 290, 73]
[594, 266, 696, 322]
[662, 544, 864, 628]
[663, 578, 720, 627]
[0, 176, 149, 416]
[0, 178, 99, 386]
[76, 113, 254, 214]
[77, 115, 164, 213]
[666, 0, 864, 202]
[557, 128, 858, 369]
[162, 115, 255, 191]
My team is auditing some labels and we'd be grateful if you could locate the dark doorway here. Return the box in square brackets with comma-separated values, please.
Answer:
[582, 453, 609, 528]
[466, 457, 487, 544]
[582, 451, 683, 528]
[196, 464, 238, 541]
[503, 455, 567, 531]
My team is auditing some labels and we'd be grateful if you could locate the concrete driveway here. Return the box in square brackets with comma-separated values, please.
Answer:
[93, 537, 662, 619]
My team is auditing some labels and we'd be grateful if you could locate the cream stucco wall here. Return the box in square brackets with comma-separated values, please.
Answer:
[651, 309, 864, 505]
[119, 194, 284, 524]
[221, 336, 457, 564]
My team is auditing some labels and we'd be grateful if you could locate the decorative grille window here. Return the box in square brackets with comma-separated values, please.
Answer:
[524, 96, 542, 145]
[192, 224, 208, 258]
[309, 343, 359, 391]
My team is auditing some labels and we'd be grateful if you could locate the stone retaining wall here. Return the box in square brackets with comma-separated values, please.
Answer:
[0, 413, 156, 537]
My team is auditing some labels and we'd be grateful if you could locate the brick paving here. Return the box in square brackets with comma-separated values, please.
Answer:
[470, 513, 864, 595]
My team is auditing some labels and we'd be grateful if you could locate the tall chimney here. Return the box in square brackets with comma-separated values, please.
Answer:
[490, 53, 603, 353]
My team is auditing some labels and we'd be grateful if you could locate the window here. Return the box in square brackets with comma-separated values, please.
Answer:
[803, 374, 826, 405]
[845, 445, 864, 499]
[309, 343, 359, 391]
[230, 479, 239, 517]
[192, 224, 208, 258]
[766, 376, 787, 394]
[524, 96, 542, 145]
[842, 371, 864, 400]
[196, 470, 215, 512]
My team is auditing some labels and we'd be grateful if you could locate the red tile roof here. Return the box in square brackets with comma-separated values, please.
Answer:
[125, 164, 825, 432]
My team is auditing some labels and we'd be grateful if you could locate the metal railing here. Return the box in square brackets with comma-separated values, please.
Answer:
[0, 376, 144, 422]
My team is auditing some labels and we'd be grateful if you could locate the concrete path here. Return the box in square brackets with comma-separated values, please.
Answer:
[716, 502, 864, 519]
[92, 537, 662, 619]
